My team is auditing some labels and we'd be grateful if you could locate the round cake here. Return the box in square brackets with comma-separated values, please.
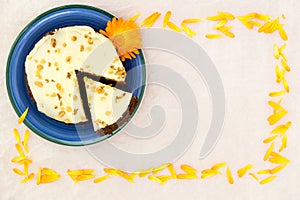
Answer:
[25, 26, 137, 134]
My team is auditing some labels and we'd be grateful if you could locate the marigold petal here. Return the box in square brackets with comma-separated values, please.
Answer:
[283, 78, 290, 93]
[181, 23, 196, 38]
[269, 152, 290, 164]
[274, 44, 280, 59]
[15, 143, 25, 157]
[13, 128, 21, 146]
[257, 169, 271, 175]
[68, 169, 95, 176]
[237, 164, 254, 178]
[40, 174, 61, 184]
[255, 13, 271, 21]
[148, 175, 164, 185]
[269, 91, 285, 97]
[205, 34, 223, 39]
[177, 174, 198, 179]
[226, 167, 234, 184]
[167, 164, 177, 178]
[248, 173, 259, 181]
[267, 110, 288, 125]
[270, 164, 287, 174]
[271, 122, 291, 135]
[36, 168, 42, 185]
[163, 11, 172, 28]
[129, 13, 141, 22]
[279, 134, 287, 152]
[11, 156, 29, 163]
[18, 107, 29, 124]
[167, 21, 181, 32]
[94, 175, 110, 183]
[152, 163, 170, 174]
[260, 176, 277, 184]
[278, 25, 288, 41]
[214, 20, 228, 29]
[281, 59, 291, 72]
[75, 174, 96, 181]
[180, 164, 198, 175]
[238, 18, 254, 29]
[264, 142, 274, 161]
[263, 135, 277, 144]
[182, 18, 201, 24]
[211, 162, 227, 171]
[13, 168, 25, 176]
[21, 173, 34, 183]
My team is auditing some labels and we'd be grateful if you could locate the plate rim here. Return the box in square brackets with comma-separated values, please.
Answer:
[6, 4, 146, 146]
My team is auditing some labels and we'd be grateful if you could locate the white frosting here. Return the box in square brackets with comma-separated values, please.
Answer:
[84, 77, 132, 130]
[25, 26, 128, 125]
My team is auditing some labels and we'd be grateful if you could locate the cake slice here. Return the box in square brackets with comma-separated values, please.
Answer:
[83, 77, 138, 134]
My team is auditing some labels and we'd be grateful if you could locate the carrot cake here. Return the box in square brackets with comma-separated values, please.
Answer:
[24, 26, 137, 134]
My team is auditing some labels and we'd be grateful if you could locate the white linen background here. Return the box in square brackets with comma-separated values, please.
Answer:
[1, 0, 300, 199]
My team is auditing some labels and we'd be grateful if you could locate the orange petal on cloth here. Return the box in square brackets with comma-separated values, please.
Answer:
[180, 164, 198, 175]
[226, 167, 234, 184]
[167, 21, 182, 32]
[163, 11, 172, 28]
[18, 107, 29, 124]
[267, 110, 288, 125]
[94, 175, 110, 183]
[205, 34, 223, 39]
[259, 176, 277, 184]
[264, 142, 274, 161]
[237, 164, 254, 178]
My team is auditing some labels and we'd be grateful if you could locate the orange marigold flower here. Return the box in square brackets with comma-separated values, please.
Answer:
[100, 17, 142, 61]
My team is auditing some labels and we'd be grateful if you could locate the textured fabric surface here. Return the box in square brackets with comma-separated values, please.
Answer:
[1, 0, 300, 199]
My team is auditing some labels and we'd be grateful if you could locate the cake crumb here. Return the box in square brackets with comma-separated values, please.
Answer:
[48, 62, 51, 67]
[40, 59, 46, 64]
[71, 36, 77, 41]
[56, 83, 64, 93]
[66, 72, 72, 79]
[87, 46, 93, 52]
[80, 45, 85, 52]
[51, 38, 57, 48]
[58, 111, 66, 118]
[87, 37, 94, 45]
[55, 48, 61, 53]
[73, 95, 78, 101]
[37, 64, 44, 71]
[66, 106, 72, 112]
[73, 109, 79, 115]
[95, 86, 105, 94]
[100, 97, 106, 101]
[57, 93, 62, 100]
[34, 81, 43, 87]
[105, 111, 111, 116]
[66, 56, 72, 63]
[62, 43, 67, 47]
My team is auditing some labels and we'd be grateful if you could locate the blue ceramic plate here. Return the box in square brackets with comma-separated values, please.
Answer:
[6, 5, 146, 146]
